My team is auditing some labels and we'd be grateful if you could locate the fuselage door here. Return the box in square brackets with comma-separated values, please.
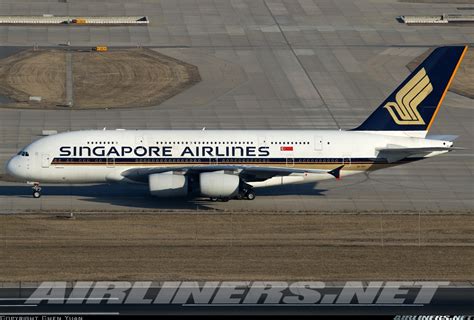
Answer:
[136, 135, 145, 145]
[342, 157, 351, 167]
[107, 157, 115, 168]
[314, 137, 323, 151]
[41, 154, 51, 168]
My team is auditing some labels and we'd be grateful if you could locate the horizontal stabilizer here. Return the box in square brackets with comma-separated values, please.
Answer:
[425, 134, 459, 142]
[376, 145, 464, 163]
[376, 146, 464, 153]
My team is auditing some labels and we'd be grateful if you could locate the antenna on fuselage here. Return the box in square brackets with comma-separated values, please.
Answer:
[202, 127, 206, 131]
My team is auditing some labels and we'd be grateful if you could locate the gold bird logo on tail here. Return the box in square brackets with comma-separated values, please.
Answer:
[384, 67, 433, 125]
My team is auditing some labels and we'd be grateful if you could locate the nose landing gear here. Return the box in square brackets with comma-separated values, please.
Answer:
[32, 183, 41, 198]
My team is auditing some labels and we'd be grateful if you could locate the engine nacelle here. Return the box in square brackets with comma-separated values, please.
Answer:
[149, 172, 188, 197]
[200, 171, 239, 198]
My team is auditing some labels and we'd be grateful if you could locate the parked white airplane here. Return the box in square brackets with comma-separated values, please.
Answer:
[6, 46, 467, 201]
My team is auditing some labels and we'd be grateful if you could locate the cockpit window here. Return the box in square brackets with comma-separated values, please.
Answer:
[17, 151, 29, 157]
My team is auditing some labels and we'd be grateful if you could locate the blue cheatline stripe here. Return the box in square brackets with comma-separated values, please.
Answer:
[51, 157, 425, 165]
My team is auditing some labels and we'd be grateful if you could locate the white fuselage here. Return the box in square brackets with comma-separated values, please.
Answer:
[6, 129, 450, 187]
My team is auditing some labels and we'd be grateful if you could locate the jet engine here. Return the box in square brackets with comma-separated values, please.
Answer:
[149, 172, 188, 197]
[199, 171, 239, 198]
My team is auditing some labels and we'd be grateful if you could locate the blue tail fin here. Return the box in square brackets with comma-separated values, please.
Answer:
[354, 46, 467, 133]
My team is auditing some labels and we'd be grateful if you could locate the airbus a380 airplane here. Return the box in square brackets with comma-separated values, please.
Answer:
[6, 46, 468, 201]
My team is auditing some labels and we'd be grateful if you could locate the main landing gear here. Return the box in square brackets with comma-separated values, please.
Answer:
[245, 189, 256, 200]
[235, 188, 256, 201]
[210, 197, 229, 202]
[32, 183, 42, 198]
[209, 188, 256, 202]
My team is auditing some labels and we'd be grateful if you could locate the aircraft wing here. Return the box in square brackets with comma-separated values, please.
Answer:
[120, 164, 344, 183]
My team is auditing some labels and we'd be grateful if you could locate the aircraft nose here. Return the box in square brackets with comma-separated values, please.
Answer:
[6, 156, 24, 179]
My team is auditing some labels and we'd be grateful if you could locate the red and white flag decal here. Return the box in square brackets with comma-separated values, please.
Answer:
[280, 146, 293, 151]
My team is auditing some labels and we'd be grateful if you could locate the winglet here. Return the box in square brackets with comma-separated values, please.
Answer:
[329, 165, 344, 180]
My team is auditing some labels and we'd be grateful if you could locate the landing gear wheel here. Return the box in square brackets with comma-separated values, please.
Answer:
[210, 197, 218, 202]
[32, 184, 42, 199]
[246, 190, 256, 200]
